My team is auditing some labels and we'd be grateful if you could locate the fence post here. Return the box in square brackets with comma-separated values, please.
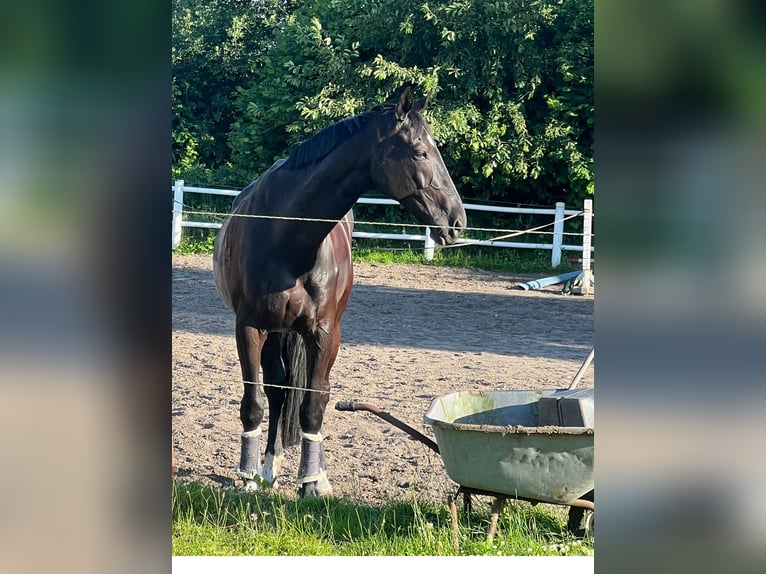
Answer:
[172, 179, 184, 249]
[572, 198, 593, 295]
[551, 202, 565, 268]
[423, 227, 435, 261]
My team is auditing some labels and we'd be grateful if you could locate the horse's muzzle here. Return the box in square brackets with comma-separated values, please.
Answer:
[433, 216, 465, 246]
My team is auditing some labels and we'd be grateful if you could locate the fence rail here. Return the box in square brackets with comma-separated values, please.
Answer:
[171, 180, 593, 267]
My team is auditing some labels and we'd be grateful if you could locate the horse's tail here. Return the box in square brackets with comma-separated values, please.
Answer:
[280, 332, 306, 448]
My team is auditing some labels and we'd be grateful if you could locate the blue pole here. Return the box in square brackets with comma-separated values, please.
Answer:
[518, 270, 581, 291]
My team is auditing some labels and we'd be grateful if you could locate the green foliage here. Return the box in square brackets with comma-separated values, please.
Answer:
[172, 481, 593, 556]
[172, 0, 593, 205]
[172, 0, 291, 184]
[174, 232, 217, 255]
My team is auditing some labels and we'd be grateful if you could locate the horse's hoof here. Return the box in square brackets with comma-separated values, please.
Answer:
[316, 470, 333, 496]
[298, 483, 317, 498]
[299, 482, 325, 498]
[298, 477, 332, 498]
[242, 480, 260, 492]
[258, 473, 278, 489]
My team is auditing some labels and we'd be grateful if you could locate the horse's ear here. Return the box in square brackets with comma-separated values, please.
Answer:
[413, 94, 429, 114]
[396, 86, 413, 121]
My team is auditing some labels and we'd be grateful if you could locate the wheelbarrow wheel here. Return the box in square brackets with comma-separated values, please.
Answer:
[583, 510, 594, 538]
[567, 489, 594, 538]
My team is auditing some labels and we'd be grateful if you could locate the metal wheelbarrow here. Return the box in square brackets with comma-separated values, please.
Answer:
[335, 348, 595, 546]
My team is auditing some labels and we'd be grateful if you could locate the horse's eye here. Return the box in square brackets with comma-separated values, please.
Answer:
[415, 150, 428, 160]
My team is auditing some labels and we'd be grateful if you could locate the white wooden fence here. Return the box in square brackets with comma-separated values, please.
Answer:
[171, 180, 593, 267]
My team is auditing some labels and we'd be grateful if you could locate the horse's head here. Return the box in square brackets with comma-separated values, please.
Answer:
[370, 88, 467, 246]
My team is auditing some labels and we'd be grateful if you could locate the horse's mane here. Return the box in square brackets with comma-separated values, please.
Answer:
[281, 102, 427, 170]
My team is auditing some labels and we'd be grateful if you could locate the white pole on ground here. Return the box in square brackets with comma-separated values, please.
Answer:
[551, 202, 565, 268]
[423, 227, 434, 261]
[172, 180, 184, 249]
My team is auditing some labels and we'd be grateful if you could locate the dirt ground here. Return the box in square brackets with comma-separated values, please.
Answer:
[172, 253, 594, 507]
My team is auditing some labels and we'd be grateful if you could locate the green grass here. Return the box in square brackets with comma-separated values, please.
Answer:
[174, 233, 217, 255]
[350, 243, 575, 274]
[174, 233, 575, 275]
[172, 481, 593, 556]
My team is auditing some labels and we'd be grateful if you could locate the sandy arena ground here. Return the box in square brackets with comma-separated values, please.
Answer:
[172, 254, 593, 507]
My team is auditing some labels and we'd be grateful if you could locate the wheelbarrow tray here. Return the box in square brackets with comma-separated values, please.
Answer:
[423, 390, 594, 505]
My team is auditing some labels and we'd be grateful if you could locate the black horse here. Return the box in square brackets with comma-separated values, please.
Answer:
[213, 87, 466, 497]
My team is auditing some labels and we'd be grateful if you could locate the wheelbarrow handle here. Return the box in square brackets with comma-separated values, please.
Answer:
[334, 401, 440, 454]
[569, 347, 595, 390]
[335, 401, 358, 411]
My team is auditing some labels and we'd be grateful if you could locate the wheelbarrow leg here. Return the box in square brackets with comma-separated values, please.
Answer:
[487, 497, 507, 543]
[448, 491, 461, 550]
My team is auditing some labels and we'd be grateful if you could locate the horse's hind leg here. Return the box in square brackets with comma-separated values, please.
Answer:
[260, 333, 286, 487]
[297, 328, 339, 498]
[235, 322, 267, 491]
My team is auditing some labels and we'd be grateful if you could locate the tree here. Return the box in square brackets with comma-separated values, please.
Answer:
[174, 0, 594, 210]
[172, 0, 291, 184]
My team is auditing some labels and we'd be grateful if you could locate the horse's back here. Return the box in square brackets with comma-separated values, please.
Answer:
[213, 159, 289, 309]
[231, 158, 286, 212]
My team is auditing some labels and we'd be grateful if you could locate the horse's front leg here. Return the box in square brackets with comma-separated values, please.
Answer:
[297, 327, 339, 498]
[235, 322, 267, 491]
[260, 333, 286, 487]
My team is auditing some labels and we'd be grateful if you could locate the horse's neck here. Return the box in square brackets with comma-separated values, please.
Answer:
[296, 137, 373, 216]
[280, 136, 372, 246]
